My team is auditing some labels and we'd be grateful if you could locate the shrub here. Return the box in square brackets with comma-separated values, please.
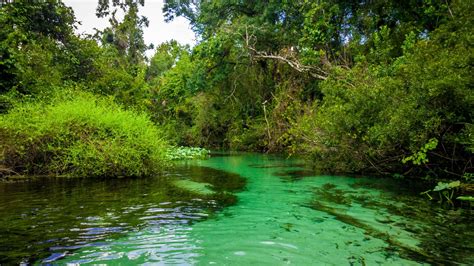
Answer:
[287, 16, 473, 177]
[0, 92, 169, 177]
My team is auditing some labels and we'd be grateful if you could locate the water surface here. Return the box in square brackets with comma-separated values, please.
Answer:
[0, 153, 472, 265]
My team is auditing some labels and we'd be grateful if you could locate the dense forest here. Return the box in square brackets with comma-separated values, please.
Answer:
[0, 1, 472, 189]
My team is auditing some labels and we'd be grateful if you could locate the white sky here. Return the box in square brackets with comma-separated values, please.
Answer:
[63, 0, 196, 58]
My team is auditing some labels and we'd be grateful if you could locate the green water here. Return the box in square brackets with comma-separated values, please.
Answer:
[0, 153, 472, 265]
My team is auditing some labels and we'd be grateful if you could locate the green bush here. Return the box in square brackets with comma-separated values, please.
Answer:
[0, 92, 169, 177]
[288, 13, 473, 177]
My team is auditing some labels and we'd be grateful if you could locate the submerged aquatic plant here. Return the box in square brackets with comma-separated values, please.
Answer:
[309, 180, 474, 264]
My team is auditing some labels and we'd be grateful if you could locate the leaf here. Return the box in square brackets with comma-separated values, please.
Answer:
[456, 196, 474, 202]
[433, 182, 449, 191]
[447, 181, 461, 189]
[433, 181, 460, 191]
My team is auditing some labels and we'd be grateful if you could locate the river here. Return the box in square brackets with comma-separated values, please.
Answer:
[0, 153, 472, 265]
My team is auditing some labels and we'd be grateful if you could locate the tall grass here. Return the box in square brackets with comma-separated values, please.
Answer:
[0, 92, 169, 177]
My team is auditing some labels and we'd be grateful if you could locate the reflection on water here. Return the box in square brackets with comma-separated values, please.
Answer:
[0, 154, 472, 265]
[0, 165, 244, 264]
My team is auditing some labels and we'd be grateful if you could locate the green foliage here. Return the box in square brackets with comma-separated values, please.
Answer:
[456, 196, 474, 202]
[433, 181, 461, 192]
[0, 92, 169, 177]
[463, 173, 474, 181]
[96, 0, 149, 67]
[421, 181, 467, 206]
[226, 117, 268, 151]
[402, 139, 438, 166]
[0, 1, 77, 94]
[152, 50, 202, 103]
[91, 46, 150, 107]
[166, 147, 210, 160]
[147, 40, 189, 81]
[286, 1, 473, 177]
[0, 0, 471, 183]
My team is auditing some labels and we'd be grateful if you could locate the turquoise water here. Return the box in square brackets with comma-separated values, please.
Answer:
[0, 153, 472, 264]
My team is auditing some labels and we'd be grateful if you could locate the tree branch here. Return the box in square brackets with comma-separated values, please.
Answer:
[243, 26, 329, 80]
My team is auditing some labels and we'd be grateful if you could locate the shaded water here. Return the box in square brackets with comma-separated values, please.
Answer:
[0, 153, 472, 265]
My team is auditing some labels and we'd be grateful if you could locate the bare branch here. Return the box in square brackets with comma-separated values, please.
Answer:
[249, 48, 329, 80]
[243, 26, 329, 80]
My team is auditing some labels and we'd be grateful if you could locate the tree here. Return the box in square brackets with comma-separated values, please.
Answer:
[0, 1, 79, 95]
[147, 40, 189, 82]
[96, 0, 149, 69]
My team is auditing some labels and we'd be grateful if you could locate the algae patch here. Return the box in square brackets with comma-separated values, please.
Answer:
[172, 179, 215, 195]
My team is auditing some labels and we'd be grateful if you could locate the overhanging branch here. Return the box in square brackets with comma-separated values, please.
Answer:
[243, 26, 329, 80]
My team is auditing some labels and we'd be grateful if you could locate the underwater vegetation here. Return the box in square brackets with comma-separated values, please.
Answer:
[309, 180, 474, 264]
